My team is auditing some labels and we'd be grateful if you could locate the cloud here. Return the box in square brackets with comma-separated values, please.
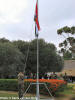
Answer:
[0, 0, 28, 24]
[0, 0, 75, 49]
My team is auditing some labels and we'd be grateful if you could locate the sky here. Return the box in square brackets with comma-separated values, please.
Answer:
[0, 0, 75, 49]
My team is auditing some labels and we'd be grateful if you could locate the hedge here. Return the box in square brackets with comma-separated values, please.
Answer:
[0, 79, 18, 91]
[0, 79, 66, 96]
[0, 79, 50, 95]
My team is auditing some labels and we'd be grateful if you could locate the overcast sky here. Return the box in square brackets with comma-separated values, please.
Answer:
[0, 0, 75, 48]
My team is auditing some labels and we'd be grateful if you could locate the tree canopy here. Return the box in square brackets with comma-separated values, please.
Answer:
[0, 42, 24, 78]
[57, 26, 75, 59]
[0, 38, 64, 78]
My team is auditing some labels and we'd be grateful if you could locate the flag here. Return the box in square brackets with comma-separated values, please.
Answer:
[34, 1, 40, 36]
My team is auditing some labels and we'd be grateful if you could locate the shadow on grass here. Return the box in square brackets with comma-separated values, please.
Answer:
[70, 97, 75, 100]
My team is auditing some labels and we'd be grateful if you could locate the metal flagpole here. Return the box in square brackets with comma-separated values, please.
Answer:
[36, 0, 40, 100]
[36, 34, 39, 100]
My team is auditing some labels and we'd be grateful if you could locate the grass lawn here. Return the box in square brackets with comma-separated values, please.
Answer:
[0, 91, 18, 100]
[59, 86, 75, 95]
[55, 83, 75, 100]
[0, 83, 75, 100]
[0, 91, 51, 100]
[57, 83, 75, 96]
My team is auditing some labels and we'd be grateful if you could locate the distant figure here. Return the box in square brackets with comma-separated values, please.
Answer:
[33, 73, 36, 79]
[44, 73, 48, 79]
[50, 72, 57, 79]
[64, 72, 68, 82]
[18, 72, 24, 99]
[30, 73, 33, 79]
[53, 72, 57, 79]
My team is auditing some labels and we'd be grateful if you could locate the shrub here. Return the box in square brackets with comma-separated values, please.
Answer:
[24, 79, 67, 96]
[0, 79, 66, 96]
[0, 79, 18, 91]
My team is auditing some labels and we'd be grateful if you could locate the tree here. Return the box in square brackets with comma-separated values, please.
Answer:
[0, 42, 24, 78]
[25, 39, 64, 76]
[12, 40, 30, 64]
[57, 26, 75, 59]
[0, 38, 10, 43]
[0, 38, 64, 78]
[63, 50, 72, 60]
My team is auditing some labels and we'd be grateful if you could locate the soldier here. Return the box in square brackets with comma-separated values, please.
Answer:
[18, 72, 24, 99]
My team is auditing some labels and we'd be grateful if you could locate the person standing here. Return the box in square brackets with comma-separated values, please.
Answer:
[18, 72, 24, 99]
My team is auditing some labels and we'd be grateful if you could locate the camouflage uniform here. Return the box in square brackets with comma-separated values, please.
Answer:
[18, 72, 24, 99]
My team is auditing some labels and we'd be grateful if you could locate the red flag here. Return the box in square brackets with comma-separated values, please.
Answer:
[34, 1, 40, 31]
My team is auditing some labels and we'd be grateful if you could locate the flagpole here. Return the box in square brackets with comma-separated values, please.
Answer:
[36, 34, 39, 100]
[36, 0, 40, 100]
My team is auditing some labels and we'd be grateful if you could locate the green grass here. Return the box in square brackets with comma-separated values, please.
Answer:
[59, 88, 74, 95]
[0, 84, 75, 100]
[0, 91, 18, 100]
[0, 93, 18, 97]
[0, 91, 36, 100]
[58, 84, 75, 95]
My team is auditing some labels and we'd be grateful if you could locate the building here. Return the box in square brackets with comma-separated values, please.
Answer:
[62, 60, 75, 76]
[60, 60, 75, 82]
